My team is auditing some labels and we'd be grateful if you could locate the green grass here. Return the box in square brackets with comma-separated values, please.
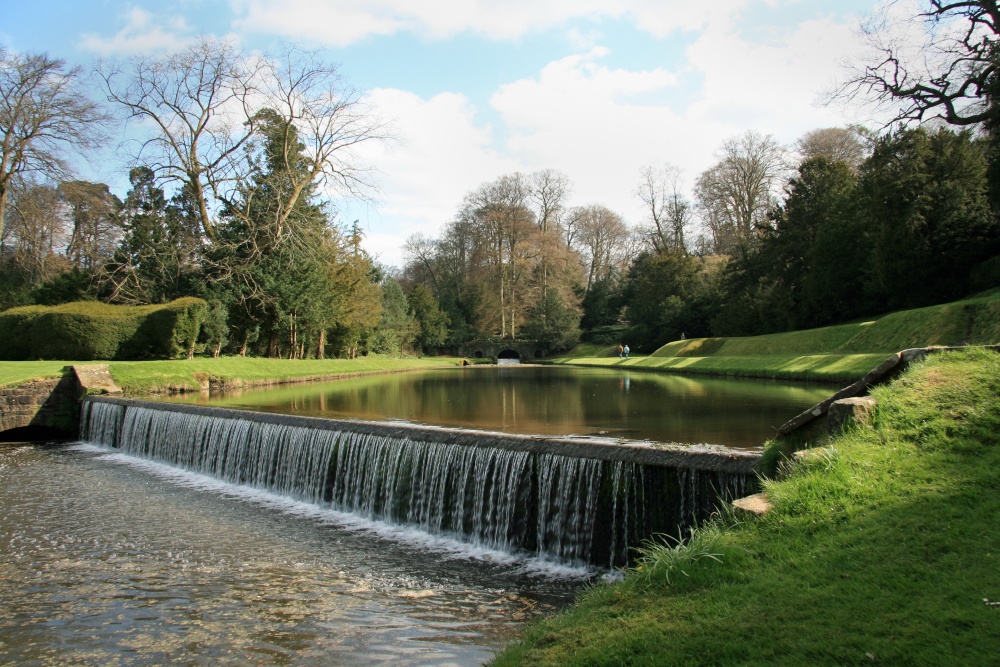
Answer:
[493, 348, 1000, 666]
[107, 356, 464, 393]
[0, 356, 465, 393]
[551, 293, 1000, 382]
[0, 361, 75, 388]
[546, 352, 888, 383]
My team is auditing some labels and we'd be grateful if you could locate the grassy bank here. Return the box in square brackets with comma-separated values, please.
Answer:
[494, 348, 1000, 665]
[551, 292, 1000, 382]
[106, 356, 465, 394]
[0, 356, 464, 393]
[546, 352, 886, 383]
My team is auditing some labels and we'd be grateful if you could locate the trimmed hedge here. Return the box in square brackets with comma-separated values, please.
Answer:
[0, 298, 208, 361]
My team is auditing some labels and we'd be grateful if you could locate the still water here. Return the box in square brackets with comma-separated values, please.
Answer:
[161, 366, 834, 449]
[0, 442, 582, 666]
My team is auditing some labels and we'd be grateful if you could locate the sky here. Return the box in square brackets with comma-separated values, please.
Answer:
[3, 0, 890, 267]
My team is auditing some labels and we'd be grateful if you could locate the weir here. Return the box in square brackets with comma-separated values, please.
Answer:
[81, 396, 761, 568]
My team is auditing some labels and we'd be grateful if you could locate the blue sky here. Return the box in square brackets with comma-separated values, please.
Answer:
[4, 0, 889, 266]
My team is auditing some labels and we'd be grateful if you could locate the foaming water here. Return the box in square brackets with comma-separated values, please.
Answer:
[74, 443, 595, 580]
[0, 442, 584, 666]
[80, 400, 756, 569]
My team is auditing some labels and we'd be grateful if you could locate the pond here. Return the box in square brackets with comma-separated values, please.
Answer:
[158, 366, 834, 450]
[0, 442, 583, 666]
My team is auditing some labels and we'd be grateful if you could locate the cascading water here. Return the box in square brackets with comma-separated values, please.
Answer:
[80, 398, 757, 568]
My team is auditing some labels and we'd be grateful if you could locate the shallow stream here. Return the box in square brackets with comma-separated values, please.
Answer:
[0, 442, 583, 666]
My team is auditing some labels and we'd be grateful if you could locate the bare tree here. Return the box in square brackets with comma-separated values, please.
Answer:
[796, 126, 872, 170]
[402, 232, 441, 294]
[635, 164, 691, 254]
[229, 46, 389, 244]
[3, 181, 70, 283]
[837, 1, 1000, 127]
[0, 49, 108, 245]
[99, 37, 261, 242]
[529, 169, 570, 234]
[567, 204, 630, 290]
[462, 173, 537, 338]
[694, 131, 788, 254]
[527, 168, 571, 318]
[59, 180, 123, 270]
[101, 41, 389, 253]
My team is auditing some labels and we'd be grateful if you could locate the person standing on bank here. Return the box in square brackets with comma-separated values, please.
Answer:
[624, 344, 630, 359]
[618, 344, 624, 358]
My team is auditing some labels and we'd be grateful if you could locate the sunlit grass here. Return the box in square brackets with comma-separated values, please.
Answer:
[548, 353, 887, 383]
[0, 356, 464, 393]
[0, 361, 76, 387]
[493, 348, 1000, 665]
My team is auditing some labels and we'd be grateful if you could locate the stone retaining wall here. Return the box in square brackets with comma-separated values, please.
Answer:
[0, 376, 79, 433]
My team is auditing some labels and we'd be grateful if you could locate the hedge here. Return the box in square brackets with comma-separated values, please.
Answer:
[0, 298, 208, 361]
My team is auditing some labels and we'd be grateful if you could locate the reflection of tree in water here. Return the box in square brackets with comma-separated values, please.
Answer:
[176, 368, 831, 447]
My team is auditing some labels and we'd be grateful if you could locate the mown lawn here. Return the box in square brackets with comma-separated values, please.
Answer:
[546, 352, 888, 384]
[0, 356, 464, 393]
[0, 361, 75, 388]
[493, 348, 1000, 666]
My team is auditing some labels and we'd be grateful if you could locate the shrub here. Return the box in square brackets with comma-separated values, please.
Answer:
[0, 298, 208, 361]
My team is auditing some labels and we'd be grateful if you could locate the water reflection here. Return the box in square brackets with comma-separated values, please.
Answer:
[0, 443, 580, 666]
[160, 366, 832, 449]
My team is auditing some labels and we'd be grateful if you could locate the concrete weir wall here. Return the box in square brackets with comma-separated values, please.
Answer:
[85, 396, 762, 474]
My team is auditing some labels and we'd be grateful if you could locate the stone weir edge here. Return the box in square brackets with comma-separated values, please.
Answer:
[84, 396, 762, 475]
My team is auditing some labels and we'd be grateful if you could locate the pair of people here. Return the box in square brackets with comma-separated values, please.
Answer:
[618, 344, 629, 358]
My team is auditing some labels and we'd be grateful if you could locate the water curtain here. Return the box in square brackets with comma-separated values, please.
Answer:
[81, 398, 759, 568]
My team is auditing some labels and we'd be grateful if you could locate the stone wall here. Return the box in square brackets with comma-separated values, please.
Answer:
[0, 375, 79, 434]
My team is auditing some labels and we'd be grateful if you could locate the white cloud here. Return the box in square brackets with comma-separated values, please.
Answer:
[684, 15, 872, 136]
[353, 11, 874, 264]
[230, 0, 751, 46]
[346, 88, 523, 266]
[623, 0, 751, 38]
[491, 49, 689, 221]
[80, 8, 193, 55]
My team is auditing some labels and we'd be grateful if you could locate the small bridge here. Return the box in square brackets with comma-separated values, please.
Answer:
[458, 340, 548, 362]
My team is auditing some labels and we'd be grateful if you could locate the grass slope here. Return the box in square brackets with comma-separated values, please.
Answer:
[494, 348, 1000, 666]
[551, 293, 1000, 382]
[0, 357, 463, 393]
[0, 361, 74, 388]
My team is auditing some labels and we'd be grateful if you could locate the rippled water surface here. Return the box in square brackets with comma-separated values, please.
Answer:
[0, 443, 584, 666]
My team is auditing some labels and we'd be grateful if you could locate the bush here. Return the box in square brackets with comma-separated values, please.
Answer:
[970, 255, 1000, 291]
[0, 298, 208, 361]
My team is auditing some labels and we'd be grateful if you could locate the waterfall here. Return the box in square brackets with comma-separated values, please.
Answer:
[80, 398, 758, 568]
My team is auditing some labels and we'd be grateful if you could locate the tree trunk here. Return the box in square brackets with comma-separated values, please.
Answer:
[317, 329, 325, 359]
[0, 186, 8, 248]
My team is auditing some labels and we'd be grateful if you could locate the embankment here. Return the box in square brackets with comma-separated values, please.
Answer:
[550, 292, 1000, 382]
[492, 347, 1000, 665]
[0, 357, 464, 439]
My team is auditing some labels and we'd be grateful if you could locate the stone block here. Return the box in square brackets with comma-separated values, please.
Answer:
[733, 493, 772, 516]
[827, 396, 877, 435]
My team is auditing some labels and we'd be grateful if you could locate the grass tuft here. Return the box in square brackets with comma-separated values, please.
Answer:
[628, 526, 726, 588]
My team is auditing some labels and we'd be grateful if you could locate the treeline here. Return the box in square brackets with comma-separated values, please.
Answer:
[5, 39, 1000, 359]
[0, 41, 414, 359]
[401, 126, 1000, 353]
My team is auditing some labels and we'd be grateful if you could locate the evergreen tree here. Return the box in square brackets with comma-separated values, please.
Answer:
[407, 283, 450, 353]
[862, 128, 997, 308]
[368, 278, 417, 357]
[102, 167, 202, 304]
